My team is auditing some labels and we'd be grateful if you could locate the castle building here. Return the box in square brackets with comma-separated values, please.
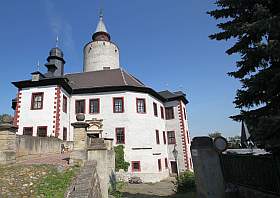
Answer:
[12, 14, 192, 182]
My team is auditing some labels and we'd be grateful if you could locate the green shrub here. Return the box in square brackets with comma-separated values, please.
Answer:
[176, 171, 196, 192]
[115, 145, 130, 171]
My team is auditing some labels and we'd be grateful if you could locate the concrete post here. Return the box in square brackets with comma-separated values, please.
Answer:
[191, 137, 225, 198]
[70, 122, 89, 166]
[0, 117, 17, 165]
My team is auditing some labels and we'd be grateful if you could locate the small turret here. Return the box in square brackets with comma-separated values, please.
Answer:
[45, 47, 66, 77]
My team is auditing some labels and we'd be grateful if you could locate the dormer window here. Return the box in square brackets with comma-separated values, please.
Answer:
[31, 92, 44, 110]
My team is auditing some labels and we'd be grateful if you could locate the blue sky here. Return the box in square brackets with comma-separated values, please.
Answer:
[0, 0, 241, 137]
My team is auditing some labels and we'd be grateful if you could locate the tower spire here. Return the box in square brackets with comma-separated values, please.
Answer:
[92, 8, 111, 41]
[55, 36, 59, 48]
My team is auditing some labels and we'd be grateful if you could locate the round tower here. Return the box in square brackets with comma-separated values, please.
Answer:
[83, 14, 120, 72]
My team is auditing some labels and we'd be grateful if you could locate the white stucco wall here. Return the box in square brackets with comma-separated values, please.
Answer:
[17, 86, 56, 137]
[59, 87, 71, 140]
[83, 41, 120, 72]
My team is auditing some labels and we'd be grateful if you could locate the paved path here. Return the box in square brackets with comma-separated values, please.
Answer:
[121, 178, 196, 198]
[18, 153, 70, 167]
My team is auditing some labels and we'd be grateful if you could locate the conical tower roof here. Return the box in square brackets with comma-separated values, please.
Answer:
[95, 15, 108, 33]
[92, 12, 111, 41]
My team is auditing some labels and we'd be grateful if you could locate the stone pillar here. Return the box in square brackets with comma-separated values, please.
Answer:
[191, 137, 225, 198]
[0, 117, 17, 165]
[70, 121, 89, 166]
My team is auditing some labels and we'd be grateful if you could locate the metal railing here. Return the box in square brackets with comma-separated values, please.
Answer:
[220, 153, 280, 195]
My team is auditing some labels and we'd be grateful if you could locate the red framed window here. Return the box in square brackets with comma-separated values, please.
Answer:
[113, 97, 124, 113]
[75, 100, 85, 114]
[163, 131, 166, 144]
[136, 98, 146, 113]
[160, 106, 164, 119]
[63, 95, 67, 113]
[31, 92, 44, 110]
[116, 128, 125, 144]
[63, 127, 67, 141]
[153, 102, 158, 116]
[131, 161, 141, 172]
[186, 130, 190, 144]
[23, 127, 33, 136]
[167, 131, 176, 144]
[165, 107, 174, 120]
[183, 107, 187, 120]
[89, 99, 100, 114]
[165, 158, 168, 168]
[158, 159, 162, 171]
[37, 126, 47, 137]
[156, 130, 160, 144]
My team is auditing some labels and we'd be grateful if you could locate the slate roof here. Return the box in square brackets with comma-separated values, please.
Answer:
[158, 90, 188, 104]
[64, 68, 145, 90]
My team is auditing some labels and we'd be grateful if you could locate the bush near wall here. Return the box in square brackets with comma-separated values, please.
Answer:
[177, 171, 196, 193]
[114, 145, 130, 172]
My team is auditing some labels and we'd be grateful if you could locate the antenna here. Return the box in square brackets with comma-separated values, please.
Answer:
[99, 0, 104, 18]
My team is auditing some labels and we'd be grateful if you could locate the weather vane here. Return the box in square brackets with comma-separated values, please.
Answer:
[37, 60, 40, 72]
[55, 36, 59, 48]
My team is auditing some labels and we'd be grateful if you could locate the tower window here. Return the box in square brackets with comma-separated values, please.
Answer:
[160, 106, 165, 119]
[153, 102, 158, 117]
[158, 159, 162, 171]
[167, 131, 176, 144]
[113, 97, 124, 113]
[23, 127, 33, 136]
[165, 107, 174, 120]
[156, 130, 160, 144]
[37, 126, 47, 137]
[131, 161, 141, 172]
[63, 95, 67, 113]
[163, 131, 166, 144]
[136, 98, 146, 113]
[89, 99, 100, 114]
[103, 67, 111, 70]
[75, 100, 85, 114]
[31, 92, 44, 110]
[116, 128, 125, 144]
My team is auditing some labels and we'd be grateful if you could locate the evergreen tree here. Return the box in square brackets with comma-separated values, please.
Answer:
[208, 0, 280, 150]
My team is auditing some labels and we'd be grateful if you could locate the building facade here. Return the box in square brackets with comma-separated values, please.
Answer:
[12, 14, 192, 182]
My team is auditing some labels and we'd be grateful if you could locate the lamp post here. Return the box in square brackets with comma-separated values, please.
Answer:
[172, 144, 179, 176]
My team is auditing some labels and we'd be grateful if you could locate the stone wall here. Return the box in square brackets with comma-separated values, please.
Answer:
[0, 125, 17, 164]
[66, 161, 102, 198]
[16, 135, 73, 161]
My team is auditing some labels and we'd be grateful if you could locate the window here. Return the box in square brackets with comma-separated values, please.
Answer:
[153, 102, 158, 116]
[165, 158, 168, 168]
[156, 130, 160, 144]
[89, 99, 100, 114]
[186, 130, 190, 144]
[132, 161, 141, 172]
[136, 98, 146, 113]
[167, 131, 176, 144]
[163, 131, 166, 144]
[37, 126, 47, 137]
[116, 128, 125, 144]
[63, 127, 67, 141]
[31, 92, 44, 110]
[165, 107, 174, 120]
[160, 106, 164, 119]
[158, 159, 162, 171]
[75, 100, 85, 114]
[183, 107, 187, 120]
[103, 67, 110, 70]
[113, 97, 124, 113]
[23, 127, 33, 136]
[63, 95, 67, 113]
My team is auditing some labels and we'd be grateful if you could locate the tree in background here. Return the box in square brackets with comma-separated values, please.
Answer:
[208, 1, 280, 150]
[0, 114, 13, 124]
[209, 131, 222, 139]
[227, 136, 241, 149]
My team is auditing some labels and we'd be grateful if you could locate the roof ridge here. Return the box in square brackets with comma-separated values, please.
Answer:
[64, 68, 121, 76]
[121, 68, 145, 86]
[120, 68, 128, 86]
